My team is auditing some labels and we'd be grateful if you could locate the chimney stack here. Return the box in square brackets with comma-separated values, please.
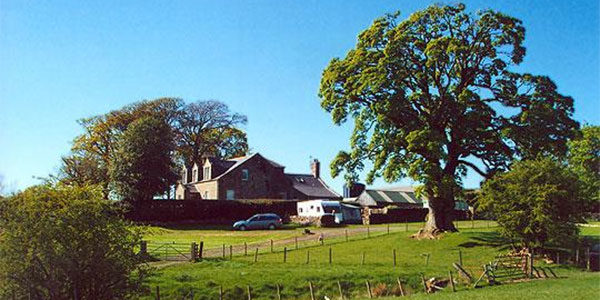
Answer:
[310, 159, 320, 178]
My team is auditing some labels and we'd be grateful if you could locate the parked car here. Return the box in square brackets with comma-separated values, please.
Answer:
[233, 213, 283, 231]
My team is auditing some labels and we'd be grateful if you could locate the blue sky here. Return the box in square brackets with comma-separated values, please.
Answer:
[1, 0, 598, 194]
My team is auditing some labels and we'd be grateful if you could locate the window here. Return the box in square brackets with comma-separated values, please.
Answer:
[226, 189, 235, 200]
[299, 208, 303, 213]
[203, 191, 209, 199]
[242, 169, 249, 181]
[316, 207, 320, 213]
[192, 169, 197, 182]
[203, 166, 211, 180]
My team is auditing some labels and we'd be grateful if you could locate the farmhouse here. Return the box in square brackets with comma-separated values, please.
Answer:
[175, 153, 341, 201]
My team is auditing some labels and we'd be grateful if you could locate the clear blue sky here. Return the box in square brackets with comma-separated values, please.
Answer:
[1, 0, 598, 194]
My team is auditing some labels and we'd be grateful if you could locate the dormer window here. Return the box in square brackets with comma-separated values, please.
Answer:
[182, 169, 187, 184]
[192, 169, 197, 182]
[242, 169, 249, 181]
[203, 166, 211, 180]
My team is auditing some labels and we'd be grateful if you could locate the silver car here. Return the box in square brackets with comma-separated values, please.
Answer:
[233, 213, 283, 231]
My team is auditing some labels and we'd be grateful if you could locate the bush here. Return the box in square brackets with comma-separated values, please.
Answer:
[480, 158, 582, 249]
[0, 184, 150, 299]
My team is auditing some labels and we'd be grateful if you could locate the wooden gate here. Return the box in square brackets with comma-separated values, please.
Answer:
[147, 242, 191, 261]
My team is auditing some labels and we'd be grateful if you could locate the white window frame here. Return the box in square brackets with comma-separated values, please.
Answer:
[242, 169, 249, 181]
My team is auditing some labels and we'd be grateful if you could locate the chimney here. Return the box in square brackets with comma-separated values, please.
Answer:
[310, 159, 320, 178]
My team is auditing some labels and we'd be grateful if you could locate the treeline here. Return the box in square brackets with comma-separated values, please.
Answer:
[58, 98, 248, 203]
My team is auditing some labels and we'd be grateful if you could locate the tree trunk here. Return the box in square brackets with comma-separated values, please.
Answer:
[414, 194, 457, 239]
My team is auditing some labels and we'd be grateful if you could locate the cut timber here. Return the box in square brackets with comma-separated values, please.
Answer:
[453, 263, 473, 283]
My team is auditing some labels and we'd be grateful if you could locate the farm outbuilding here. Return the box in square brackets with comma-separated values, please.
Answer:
[343, 186, 424, 208]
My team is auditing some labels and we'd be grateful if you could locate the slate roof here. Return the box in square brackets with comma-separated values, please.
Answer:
[182, 152, 341, 200]
[286, 173, 341, 199]
[345, 186, 425, 207]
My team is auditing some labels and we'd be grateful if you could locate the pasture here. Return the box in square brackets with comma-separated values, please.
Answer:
[141, 222, 599, 299]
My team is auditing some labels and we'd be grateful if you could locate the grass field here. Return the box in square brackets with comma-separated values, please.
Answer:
[141, 222, 600, 299]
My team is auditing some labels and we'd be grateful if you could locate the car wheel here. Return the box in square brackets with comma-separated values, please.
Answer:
[239, 225, 247, 231]
[268, 224, 276, 230]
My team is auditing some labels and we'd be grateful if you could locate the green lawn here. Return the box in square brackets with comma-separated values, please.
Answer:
[143, 220, 498, 251]
[141, 223, 599, 299]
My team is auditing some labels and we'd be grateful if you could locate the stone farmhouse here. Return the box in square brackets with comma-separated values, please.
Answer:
[175, 153, 341, 201]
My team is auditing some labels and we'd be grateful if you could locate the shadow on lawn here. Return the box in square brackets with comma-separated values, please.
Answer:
[459, 231, 514, 251]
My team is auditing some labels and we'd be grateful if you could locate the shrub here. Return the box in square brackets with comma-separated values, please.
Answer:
[0, 184, 150, 299]
[480, 158, 583, 249]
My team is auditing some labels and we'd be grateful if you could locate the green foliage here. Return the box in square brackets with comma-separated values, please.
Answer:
[0, 184, 150, 299]
[175, 100, 248, 166]
[110, 117, 179, 203]
[480, 158, 582, 248]
[60, 98, 249, 198]
[567, 125, 600, 212]
[318, 3, 578, 230]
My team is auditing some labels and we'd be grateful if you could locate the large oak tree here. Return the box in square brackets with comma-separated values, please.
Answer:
[319, 4, 578, 235]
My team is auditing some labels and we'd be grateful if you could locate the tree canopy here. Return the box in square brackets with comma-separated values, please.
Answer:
[109, 117, 179, 203]
[60, 98, 248, 201]
[318, 3, 578, 234]
[567, 125, 600, 212]
[479, 158, 582, 249]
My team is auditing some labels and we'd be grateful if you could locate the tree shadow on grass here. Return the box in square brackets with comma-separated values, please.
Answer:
[459, 231, 514, 251]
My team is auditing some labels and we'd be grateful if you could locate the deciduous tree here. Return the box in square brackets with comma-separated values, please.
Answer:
[175, 100, 248, 167]
[567, 125, 600, 212]
[318, 4, 578, 236]
[109, 117, 179, 204]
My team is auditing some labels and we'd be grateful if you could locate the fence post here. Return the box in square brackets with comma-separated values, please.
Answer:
[140, 241, 148, 256]
[222, 244, 225, 258]
[345, 229, 348, 242]
[309, 282, 315, 300]
[295, 237, 299, 250]
[405, 220, 408, 232]
[271, 239, 274, 253]
[283, 247, 287, 263]
[387, 224, 390, 234]
[245, 242, 248, 256]
[254, 248, 259, 262]
[361, 252, 365, 265]
[396, 278, 405, 296]
[449, 271, 456, 292]
[586, 248, 591, 271]
[329, 247, 332, 264]
[276, 284, 282, 300]
[458, 249, 463, 266]
[229, 245, 233, 260]
[528, 251, 534, 278]
[367, 226, 370, 238]
[190, 242, 198, 262]
[365, 280, 373, 298]
[306, 250, 310, 264]
[393, 249, 397, 267]
[156, 286, 160, 300]
[575, 248, 580, 266]
[199, 241, 204, 261]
